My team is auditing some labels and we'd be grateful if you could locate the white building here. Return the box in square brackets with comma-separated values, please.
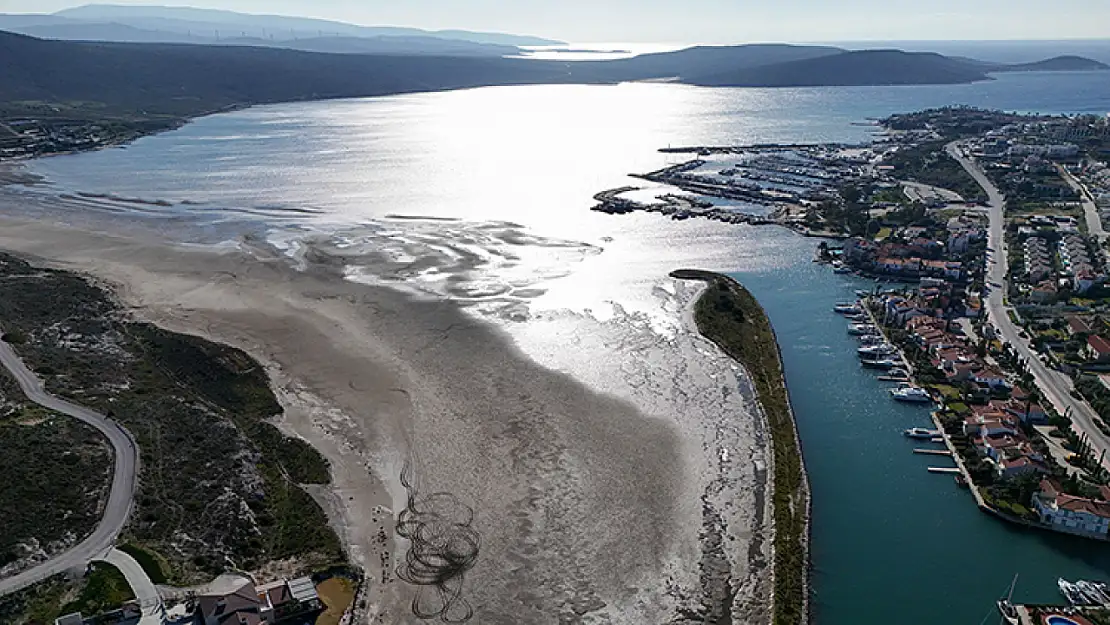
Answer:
[1033, 480, 1110, 538]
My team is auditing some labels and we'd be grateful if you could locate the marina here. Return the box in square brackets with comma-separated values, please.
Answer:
[734, 250, 1110, 624]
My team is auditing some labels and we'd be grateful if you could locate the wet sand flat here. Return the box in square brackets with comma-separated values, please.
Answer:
[0, 205, 771, 624]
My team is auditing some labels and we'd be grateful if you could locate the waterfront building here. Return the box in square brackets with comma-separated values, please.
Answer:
[1033, 480, 1110, 538]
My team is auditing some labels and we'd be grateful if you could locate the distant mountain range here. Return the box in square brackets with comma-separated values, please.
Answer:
[0, 28, 1106, 122]
[0, 3, 563, 56]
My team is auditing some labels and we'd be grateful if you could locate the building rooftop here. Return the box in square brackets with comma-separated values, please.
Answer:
[1089, 335, 1110, 357]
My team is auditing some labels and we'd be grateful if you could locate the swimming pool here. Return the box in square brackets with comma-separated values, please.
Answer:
[1046, 616, 1082, 625]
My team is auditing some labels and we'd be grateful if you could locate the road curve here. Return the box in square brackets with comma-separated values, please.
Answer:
[98, 548, 164, 624]
[0, 339, 139, 596]
[948, 142, 1110, 471]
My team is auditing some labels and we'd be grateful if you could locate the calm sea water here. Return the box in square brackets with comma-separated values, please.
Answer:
[17, 71, 1110, 624]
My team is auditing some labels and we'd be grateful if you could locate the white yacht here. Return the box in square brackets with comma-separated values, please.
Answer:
[858, 344, 897, 357]
[903, 427, 940, 439]
[890, 385, 932, 403]
[833, 302, 861, 314]
[847, 323, 874, 335]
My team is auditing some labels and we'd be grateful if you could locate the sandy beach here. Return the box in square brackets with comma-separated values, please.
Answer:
[0, 197, 771, 623]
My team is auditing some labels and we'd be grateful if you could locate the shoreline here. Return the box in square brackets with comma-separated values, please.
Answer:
[861, 295, 1110, 544]
[0, 210, 775, 623]
[670, 269, 811, 625]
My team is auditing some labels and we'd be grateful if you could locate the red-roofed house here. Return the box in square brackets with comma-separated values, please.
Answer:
[1034, 480, 1110, 538]
[1088, 336, 1110, 363]
[1002, 400, 1049, 425]
[963, 416, 1018, 438]
[1066, 315, 1097, 337]
[973, 367, 1010, 391]
[199, 578, 322, 625]
[980, 433, 1026, 461]
[997, 456, 1047, 479]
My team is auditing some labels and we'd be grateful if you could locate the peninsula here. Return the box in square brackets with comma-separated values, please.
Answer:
[671, 269, 809, 625]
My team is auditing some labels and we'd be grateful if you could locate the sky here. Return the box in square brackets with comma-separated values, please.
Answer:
[6, 0, 1110, 43]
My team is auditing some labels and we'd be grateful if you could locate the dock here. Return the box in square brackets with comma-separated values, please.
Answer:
[914, 449, 952, 456]
[927, 467, 961, 474]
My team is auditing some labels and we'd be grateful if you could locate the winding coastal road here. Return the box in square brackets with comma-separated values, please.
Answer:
[99, 548, 164, 624]
[0, 339, 139, 596]
[948, 142, 1110, 471]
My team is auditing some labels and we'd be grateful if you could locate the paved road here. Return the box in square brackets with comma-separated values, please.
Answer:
[99, 549, 164, 624]
[1058, 165, 1107, 242]
[0, 340, 139, 596]
[948, 142, 1110, 471]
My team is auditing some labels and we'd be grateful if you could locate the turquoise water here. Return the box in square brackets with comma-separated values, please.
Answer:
[733, 233, 1110, 625]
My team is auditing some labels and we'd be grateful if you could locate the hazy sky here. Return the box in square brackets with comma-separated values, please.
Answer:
[8, 0, 1110, 43]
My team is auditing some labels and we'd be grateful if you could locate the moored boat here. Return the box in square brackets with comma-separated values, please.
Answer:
[833, 302, 861, 314]
[858, 344, 897, 357]
[890, 385, 933, 403]
[848, 323, 874, 335]
[862, 357, 900, 370]
[1058, 579, 1086, 605]
[904, 427, 940, 439]
[997, 574, 1020, 625]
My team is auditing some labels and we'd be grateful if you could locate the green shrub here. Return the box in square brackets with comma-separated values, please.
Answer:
[118, 543, 170, 584]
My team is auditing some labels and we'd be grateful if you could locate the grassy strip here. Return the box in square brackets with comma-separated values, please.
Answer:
[118, 543, 171, 585]
[672, 269, 809, 625]
[61, 563, 134, 617]
[0, 575, 72, 625]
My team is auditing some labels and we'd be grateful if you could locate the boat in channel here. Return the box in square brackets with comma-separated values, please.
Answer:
[889, 384, 933, 403]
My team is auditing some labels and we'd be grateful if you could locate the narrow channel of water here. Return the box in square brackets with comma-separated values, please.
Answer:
[731, 231, 1110, 625]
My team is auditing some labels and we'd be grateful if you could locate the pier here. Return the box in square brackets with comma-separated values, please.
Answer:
[927, 467, 962, 474]
[590, 185, 782, 226]
[914, 449, 953, 456]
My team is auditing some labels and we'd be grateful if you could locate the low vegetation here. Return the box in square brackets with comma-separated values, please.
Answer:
[884, 140, 986, 202]
[61, 563, 134, 617]
[0, 371, 112, 574]
[673, 269, 808, 625]
[0, 575, 73, 625]
[118, 543, 171, 585]
[0, 252, 341, 582]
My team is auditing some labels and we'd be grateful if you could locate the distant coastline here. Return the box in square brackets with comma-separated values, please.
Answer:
[2, 30, 1106, 161]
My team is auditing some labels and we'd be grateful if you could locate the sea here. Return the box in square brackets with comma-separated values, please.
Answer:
[11, 69, 1110, 623]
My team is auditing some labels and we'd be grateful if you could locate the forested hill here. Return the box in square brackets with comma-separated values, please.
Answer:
[1, 30, 1105, 121]
[0, 30, 575, 116]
